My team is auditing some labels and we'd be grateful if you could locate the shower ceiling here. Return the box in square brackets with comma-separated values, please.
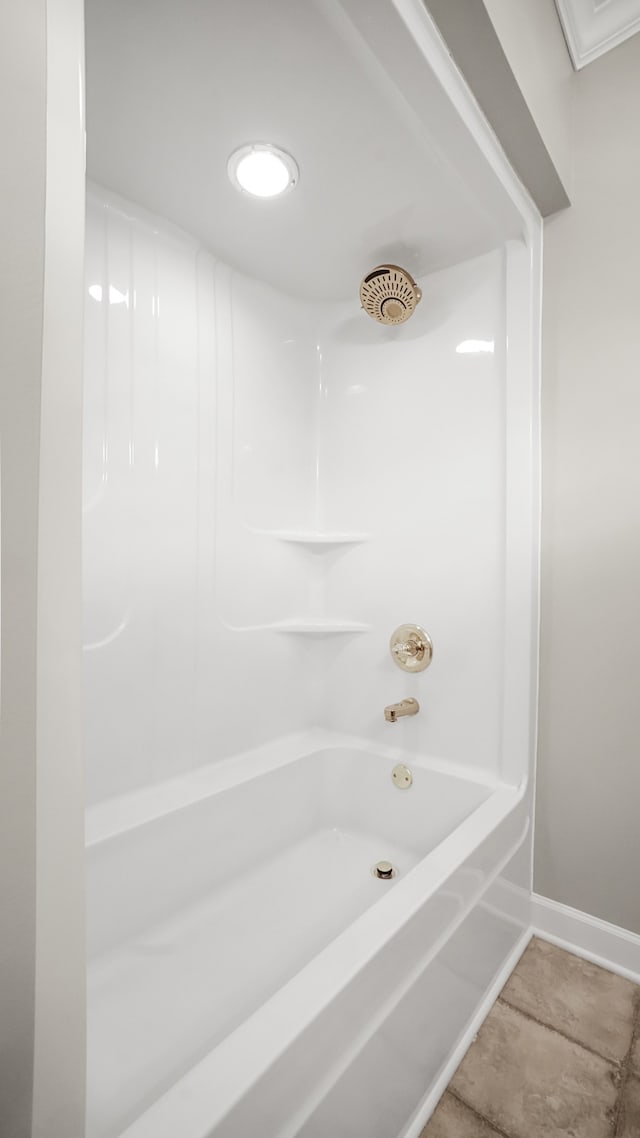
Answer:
[85, 0, 523, 300]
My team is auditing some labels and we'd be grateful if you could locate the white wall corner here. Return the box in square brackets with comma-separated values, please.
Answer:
[32, 0, 86, 1135]
[532, 893, 640, 984]
[555, 0, 640, 68]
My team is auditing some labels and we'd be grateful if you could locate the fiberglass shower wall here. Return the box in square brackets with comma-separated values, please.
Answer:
[319, 248, 514, 778]
[83, 183, 524, 805]
[83, 188, 318, 803]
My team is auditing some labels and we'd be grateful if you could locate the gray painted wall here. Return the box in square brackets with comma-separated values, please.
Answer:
[0, 3, 86, 1135]
[0, 4, 46, 1134]
[425, 0, 571, 215]
[449, 1, 640, 934]
[32, 2, 86, 1133]
[536, 33, 640, 933]
[480, 0, 575, 197]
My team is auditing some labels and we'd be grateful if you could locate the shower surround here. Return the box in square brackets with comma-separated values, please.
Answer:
[83, 188, 529, 802]
[83, 2, 541, 1135]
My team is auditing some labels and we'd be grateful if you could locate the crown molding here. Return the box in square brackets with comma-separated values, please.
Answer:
[555, 0, 640, 68]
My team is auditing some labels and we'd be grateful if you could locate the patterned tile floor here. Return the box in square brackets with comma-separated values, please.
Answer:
[421, 937, 640, 1138]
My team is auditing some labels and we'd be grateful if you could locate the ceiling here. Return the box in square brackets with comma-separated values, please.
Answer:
[555, 0, 640, 68]
[84, 0, 523, 301]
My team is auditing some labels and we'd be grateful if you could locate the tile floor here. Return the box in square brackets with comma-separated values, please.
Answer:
[421, 937, 640, 1138]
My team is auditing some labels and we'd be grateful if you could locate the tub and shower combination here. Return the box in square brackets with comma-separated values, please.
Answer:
[83, 1, 540, 1135]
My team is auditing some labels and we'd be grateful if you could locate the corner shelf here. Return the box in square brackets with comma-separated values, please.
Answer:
[253, 529, 371, 552]
[270, 619, 371, 635]
[237, 529, 371, 634]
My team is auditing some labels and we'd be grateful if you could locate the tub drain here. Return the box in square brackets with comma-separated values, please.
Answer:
[372, 860, 397, 880]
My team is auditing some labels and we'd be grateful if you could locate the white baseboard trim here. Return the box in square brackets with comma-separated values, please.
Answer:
[531, 893, 640, 985]
[400, 928, 532, 1138]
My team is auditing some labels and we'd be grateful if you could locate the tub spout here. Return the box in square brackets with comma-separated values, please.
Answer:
[384, 698, 419, 723]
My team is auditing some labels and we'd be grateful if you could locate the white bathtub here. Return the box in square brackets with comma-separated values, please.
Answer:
[86, 731, 530, 1138]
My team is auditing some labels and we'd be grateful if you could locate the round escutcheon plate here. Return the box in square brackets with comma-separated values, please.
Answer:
[390, 624, 433, 673]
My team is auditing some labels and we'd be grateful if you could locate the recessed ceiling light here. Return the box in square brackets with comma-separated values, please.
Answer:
[227, 143, 298, 199]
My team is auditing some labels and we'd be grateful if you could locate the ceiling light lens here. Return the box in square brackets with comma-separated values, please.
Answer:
[236, 152, 289, 197]
[228, 144, 298, 198]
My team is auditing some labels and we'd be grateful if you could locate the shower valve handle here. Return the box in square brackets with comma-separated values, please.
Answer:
[389, 624, 433, 673]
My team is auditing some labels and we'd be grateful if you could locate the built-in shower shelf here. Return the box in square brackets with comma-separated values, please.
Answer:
[269, 619, 371, 635]
[257, 530, 371, 551]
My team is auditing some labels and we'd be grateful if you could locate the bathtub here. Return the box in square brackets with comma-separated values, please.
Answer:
[86, 730, 530, 1138]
